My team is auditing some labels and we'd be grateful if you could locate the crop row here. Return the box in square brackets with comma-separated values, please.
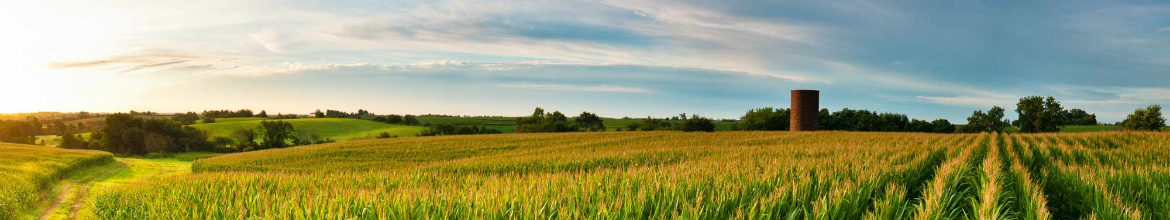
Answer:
[91, 131, 1170, 219]
[0, 144, 112, 220]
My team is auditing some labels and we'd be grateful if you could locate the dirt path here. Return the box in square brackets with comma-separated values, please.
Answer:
[37, 157, 192, 219]
[37, 182, 72, 220]
[37, 160, 126, 220]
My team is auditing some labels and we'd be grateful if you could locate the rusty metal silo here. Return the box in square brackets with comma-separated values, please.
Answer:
[790, 90, 819, 131]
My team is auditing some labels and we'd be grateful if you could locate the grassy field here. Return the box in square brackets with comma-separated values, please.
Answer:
[0, 143, 112, 220]
[191, 118, 426, 141]
[417, 116, 738, 133]
[85, 131, 1170, 219]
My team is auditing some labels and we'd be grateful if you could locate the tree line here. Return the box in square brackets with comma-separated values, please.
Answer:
[962, 96, 1163, 133]
[621, 114, 716, 132]
[732, 107, 956, 133]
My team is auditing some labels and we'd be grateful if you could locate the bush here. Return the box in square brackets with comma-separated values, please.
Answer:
[1120, 105, 1165, 131]
[733, 107, 788, 131]
[377, 132, 396, 139]
[202, 117, 216, 124]
[676, 116, 715, 132]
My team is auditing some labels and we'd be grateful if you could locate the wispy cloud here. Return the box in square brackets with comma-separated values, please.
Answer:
[916, 96, 1014, 108]
[118, 60, 189, 73]
[49, 53, 197, 69]
[496, 83, 653, 93]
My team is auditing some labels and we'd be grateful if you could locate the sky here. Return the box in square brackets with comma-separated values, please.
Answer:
[1, 0, 1168, 122]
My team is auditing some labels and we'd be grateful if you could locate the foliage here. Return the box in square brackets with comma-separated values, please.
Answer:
[202, 117, 216, 124]
[233, 128, 259, 151]
[402, 115, 420, 126]
[95, 113, 212, 155]
[1060, 108, 1097, 126]
[962, 106, 1009, 133]
[675, 115, 715, 132]
[624, 117, 672, 131]
[0, 119, 40, 144]
[258, 120, 296, 150]
[732, 107, 789, 131]
[574, 112, 605, 131]
[418, 123, 503, 136]
[516, 107, 579, 133]
[0, 144, 112, 219]
[1120, 105, 1165, 131]
[173, 112, 200, 125]
[192, 118, 425, 142]
[1016, 96, 1063, 133]
[201, 109, 254, 118]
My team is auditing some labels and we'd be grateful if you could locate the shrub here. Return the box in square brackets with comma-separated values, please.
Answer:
[1120, 105, 1165, 131]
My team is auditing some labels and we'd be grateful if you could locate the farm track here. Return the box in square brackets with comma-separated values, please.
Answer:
[38, 160, 126, 220]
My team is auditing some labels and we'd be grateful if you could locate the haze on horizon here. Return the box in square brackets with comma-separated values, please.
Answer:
[2, 0, 1168, 122]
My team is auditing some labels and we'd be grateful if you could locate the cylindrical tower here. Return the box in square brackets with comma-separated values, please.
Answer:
[790, 90, 820, 131]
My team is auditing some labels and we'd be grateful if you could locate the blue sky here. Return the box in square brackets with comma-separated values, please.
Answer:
[2, 0, 1168, 122]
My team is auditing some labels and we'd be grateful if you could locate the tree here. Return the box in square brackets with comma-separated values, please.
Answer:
[909, 119, 933, 133]
[1061, 108, 1098, 126]
[202, 117, 216, 124]
[258, 120, 295, 149]
[676, 115, 715, 132]
[733, 107, 789, 131]
[258, 110, 269, 118]
[1016, 96, 1063, 133]
[173, 112, 200, 125]
[962, 106, 1008, 133]
[931, 119, 956, 133]
[575, 112, 605, 131]
[233, 128, 259, 151]
[1120, 105, 1166, 131]
[122, 127, 147, 155]
[314, 109, 325, 118]
[516, 108, 577, 133]
[145, 132, 170, 153]
[386, 115, 404, 124]
[402, 115, 420, 125]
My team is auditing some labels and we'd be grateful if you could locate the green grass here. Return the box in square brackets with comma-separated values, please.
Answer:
[191, 118, 427, 141]
[0, 143, 112, 219]
[40, 156, 195, 219]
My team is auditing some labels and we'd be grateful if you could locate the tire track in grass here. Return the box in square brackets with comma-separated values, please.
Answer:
[38, 161, 125, 220]
[38, 182, 71, 220]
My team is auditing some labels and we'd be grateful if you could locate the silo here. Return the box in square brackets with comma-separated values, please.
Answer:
[790, 90, 819, 131]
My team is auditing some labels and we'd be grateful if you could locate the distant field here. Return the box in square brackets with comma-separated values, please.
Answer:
[191, 118, 426, 141]
[0, 143, 112, 219]
[90, 131, 1170, 219]
[417, 116, 519, 133]
[417, 116, 737, 133]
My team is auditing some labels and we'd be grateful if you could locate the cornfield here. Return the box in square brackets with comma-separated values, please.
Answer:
[0, 143, 112, 220]
[88, 131, 1168, 219]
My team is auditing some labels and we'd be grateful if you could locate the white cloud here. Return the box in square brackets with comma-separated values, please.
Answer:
[916, 96, 1014, 108]
[495, 83, 653, 93]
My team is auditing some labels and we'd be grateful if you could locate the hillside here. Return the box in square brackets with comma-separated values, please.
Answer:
[92, 131, 1170, 219]
[191, 118, 426, 141]
[0, 143, 113, 219]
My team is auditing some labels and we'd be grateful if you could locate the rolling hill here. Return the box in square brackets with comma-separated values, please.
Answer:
[190, 118, 426, 141]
